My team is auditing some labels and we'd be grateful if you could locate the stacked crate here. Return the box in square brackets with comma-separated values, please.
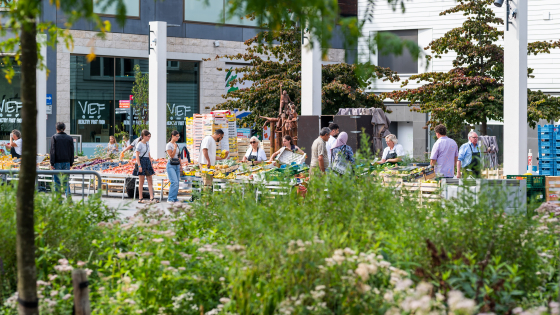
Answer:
[546, 176, 560, 204]
[237, 138, 250, 157]
[538, 125, 559, 175]
[227, 114, 238, 160]
[261, 140, 272, 159]
[185, 117, 194, 159]
[191, 114, 213, 163]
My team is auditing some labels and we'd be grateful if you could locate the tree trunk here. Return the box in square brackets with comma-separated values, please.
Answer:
[17, 18, 38, 315]
[480, 120, 487, 136]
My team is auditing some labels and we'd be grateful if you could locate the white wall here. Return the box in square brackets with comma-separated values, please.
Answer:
[397, 121, 414, 157]
[359, 0, 560, 94]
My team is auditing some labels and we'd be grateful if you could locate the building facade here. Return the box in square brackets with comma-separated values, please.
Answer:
[0, 0, 355, 155]
[359, 0, 560, 159]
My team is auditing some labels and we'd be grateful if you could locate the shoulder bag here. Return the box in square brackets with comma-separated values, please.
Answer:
[331, 145, 352, 175]
[133, 143, 149, 174]
[167, 146, 181, 165]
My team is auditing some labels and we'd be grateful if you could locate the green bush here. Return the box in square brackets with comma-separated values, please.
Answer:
[0, 172, 558, 314]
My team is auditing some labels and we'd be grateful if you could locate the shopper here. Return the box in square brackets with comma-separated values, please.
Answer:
[1, 129, 22, 158]
[380, 134, 405, 165]
[241, 136, 267, 165]
[310, 127, 331, 176]
[268, 135, 305, 162]
[106, 136, 119, 155]
[331, 132, 355, 164]
[430, 124, 458, 178]
[326, 123, 340, 162]
[457, 131, 482, 178]
[50, 122, 75, 198]
[121, 132, 145, 154]
[132, 130, 157, 203]
[166, 130, 183, 204]
[199, 129, 225, 167]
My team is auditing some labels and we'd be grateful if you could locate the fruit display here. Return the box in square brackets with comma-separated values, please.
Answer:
[72, 158, 111, 170]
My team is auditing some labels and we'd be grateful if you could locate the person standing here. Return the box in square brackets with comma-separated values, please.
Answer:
[133, 130, 157, 203]
[241, 136, 267, 165]
[1, 129, 22, 158]
[379, 134, 405, 165]
[430, 124, 458, 178]
[166, 130, 184, 204]
[310, 127, 331, 176]
[326, 123, 340, 162]
[199, 129, 225, 167]
[106, 135, 119, 155]
[457, 131, 482, 178]
[50, 122, 75, 197]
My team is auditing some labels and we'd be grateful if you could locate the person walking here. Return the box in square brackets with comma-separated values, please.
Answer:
[132, 130, 157, 203]
[1, 129, 22, 158]
[50, 122, 75, 198]
[457, 131, 482, 178]
[430, 125, 458, 178]
[166, 130, 183, 204]
[310, 127, 331, 176]
[326, 123, 340, 162]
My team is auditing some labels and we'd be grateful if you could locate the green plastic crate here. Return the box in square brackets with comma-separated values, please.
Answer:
[506, 175, 546, 189]
[527, 188, 546, 204]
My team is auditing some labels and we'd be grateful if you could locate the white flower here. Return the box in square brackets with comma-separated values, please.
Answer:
[178, 267, 186, 271]
[219, 297, 231, 304]
[122, 276, 132, 284]
[395, 279, 413, 291]
[117, 253, 126, 259]
[77, 261, 86, 267]
[447, 290, 476, 315]
[355, 263, 370, 281]
[161, 261, 170, 266]
[219, 277, 225, 282]
[152, 238, 164, 243]
[62, 294, 72, 300]
[58, 259, 69, 265]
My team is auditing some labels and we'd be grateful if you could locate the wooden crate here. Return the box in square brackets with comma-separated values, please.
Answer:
[482, 168, 503, 179]
[546, 176, 560, 203]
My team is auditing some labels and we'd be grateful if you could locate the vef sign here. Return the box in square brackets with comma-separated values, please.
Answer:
[0, 100, 23, 123]
[166, 104, 190, 126]
[77, 101, 108, 125]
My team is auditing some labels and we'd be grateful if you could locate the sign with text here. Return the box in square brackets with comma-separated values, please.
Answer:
[119, 100, 130, 108]
[76, 100, 109, 125]
[0, 99, 22, 124]
[166, 103, 192, 126]
[46, 94, 52, 105]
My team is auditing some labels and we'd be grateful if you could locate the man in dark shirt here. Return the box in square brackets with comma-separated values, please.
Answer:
[50, 122, 74, 197]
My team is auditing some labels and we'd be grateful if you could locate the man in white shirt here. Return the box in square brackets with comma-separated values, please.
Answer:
[326, 123, 339, 162]
[199, 129, 225, 166]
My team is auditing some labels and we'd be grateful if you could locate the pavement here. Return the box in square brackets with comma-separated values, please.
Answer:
[70, 191, 190, 218]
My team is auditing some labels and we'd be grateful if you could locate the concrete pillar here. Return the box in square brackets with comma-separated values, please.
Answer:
[301, 30, 321, 116]
[36, 34, 47, 154]
[503, 0, 528, 175]
[149, 21, 167, 159]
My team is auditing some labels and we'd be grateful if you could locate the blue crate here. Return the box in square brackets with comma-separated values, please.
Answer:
[539, 133, 556, 141]
[539, 125, 560, 133]
[540, 152, 557, 159]
[539, 146, 555, 155]
[539, 138, 554, 146]
[540, 168, 555, 176]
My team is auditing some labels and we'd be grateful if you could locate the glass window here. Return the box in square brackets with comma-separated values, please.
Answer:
[224, 1, 258, 26]
[0, 58, 21, 140]
[70, 56, 114, 147]
[93, 0, 140, 17]
[184, 0, 224, 23]
[377, 30, 418, 74]
[167, 61, 199, 142]
[71, 55, 199, 156]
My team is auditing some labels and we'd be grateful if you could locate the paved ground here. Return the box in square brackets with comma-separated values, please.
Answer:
[70, 192, 189, 218]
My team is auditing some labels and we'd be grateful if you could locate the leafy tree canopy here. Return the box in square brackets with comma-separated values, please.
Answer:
[385, 0, 560, 134]
[211, 24, 399, 125]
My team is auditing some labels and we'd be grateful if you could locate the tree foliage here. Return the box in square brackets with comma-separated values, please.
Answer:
[385, 0, 560, 134]
[211, 24, 399, 124]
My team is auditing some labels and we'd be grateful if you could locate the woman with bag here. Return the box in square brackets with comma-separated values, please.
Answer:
[166, 130, 183, 203]
[330, 132, 355, 174]
[133, 130, 157, 203]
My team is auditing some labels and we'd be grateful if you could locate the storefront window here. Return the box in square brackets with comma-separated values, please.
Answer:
[70, 55, 199, 156]
[0, 59, 21, 140]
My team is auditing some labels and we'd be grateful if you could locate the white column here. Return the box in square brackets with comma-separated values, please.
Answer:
[301, 30, 322, 116]
[36, 34, 47, 154]
[149, 21, 167, 159]
[503, 0, 527, 175]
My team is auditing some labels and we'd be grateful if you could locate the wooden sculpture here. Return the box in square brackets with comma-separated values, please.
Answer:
[260, 84, 298, 153]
